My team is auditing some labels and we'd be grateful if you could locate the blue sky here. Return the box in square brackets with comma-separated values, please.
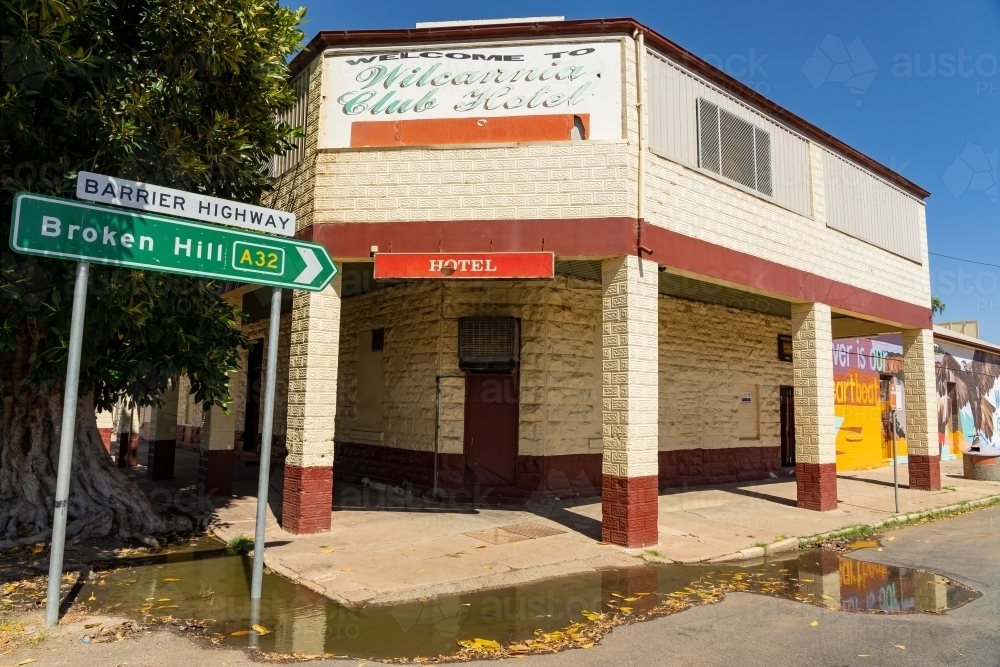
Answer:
[290, 0, 1000, 340]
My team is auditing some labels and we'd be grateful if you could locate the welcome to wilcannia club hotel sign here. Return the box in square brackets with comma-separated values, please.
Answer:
[320, 40, 623, 148]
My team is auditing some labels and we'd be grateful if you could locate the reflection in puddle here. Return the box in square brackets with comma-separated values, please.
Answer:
[79, 541, 979, 660]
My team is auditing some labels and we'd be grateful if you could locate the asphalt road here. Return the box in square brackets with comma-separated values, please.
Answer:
[6, 506, 999, 667]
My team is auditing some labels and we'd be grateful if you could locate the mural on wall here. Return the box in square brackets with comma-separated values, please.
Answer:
[936, 342, 1000, 460]
[832, 336, 906, 471]
[831, 334, 1000, 470]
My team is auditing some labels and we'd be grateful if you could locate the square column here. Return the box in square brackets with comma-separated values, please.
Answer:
[600, 256, 659, 548]
[902, 328, 941, 490]
[791, 302, 838, 511]
[146, 380, 180, 480]
[283, 275, 341, 534]
[199, 401, 235, 497]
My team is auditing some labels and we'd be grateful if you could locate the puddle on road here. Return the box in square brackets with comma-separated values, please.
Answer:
[78, 540, 979, 661]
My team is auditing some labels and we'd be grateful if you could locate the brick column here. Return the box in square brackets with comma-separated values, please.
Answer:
[199, 401, 235, 497]
[600, 255, 659, 548]
[146, 381, 179, 480]
[283, 275, 341, 534]
[902, 328, 941, 490]
[791, 302, 837, 511]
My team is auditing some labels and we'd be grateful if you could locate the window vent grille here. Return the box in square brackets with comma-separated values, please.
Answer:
[371, 328, 384, 351]
[698, 98, 773, 196]
[458, 317, 520, 372]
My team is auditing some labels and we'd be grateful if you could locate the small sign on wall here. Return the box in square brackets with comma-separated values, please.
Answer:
[777, 334, 793, 362]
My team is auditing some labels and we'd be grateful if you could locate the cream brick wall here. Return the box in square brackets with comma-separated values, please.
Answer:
[602, 256, 659, 478]
[902, 328, 939, 457]
[286, 276, 342, 468]
[644, 149, 931, 309]
[790, 302, 836, 465]
[659, 298, 792, 450]
[231, 313, 292, 440]
[335, 276, 605, 457]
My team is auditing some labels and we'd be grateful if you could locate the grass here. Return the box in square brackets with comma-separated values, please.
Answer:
[798, 495, 1000, 549]
[226, 535, 255, 556]
[753, 541, 769, 550]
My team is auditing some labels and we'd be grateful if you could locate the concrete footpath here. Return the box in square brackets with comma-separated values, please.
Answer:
[205, 457, 1000, 608]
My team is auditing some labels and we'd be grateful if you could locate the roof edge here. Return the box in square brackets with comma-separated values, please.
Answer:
[288, 17, 930, 200]
[934, 325, 1000, 356]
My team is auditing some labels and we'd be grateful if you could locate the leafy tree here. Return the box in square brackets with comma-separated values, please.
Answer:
[932, 297, 946, 316]
[1, 0, 304, 546]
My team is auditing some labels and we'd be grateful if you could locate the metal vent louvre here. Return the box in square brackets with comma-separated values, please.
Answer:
[270, 72, 309, 178]
[698, 98, 772, 196]
[458, 317, 520, 372]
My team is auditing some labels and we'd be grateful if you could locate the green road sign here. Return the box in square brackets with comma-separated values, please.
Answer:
[9, 193, 338, 291]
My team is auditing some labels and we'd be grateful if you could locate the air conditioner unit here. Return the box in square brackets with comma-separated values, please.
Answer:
[458, 317, 520, 372]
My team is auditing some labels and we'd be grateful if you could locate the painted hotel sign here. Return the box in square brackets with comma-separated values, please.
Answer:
[374, 252, 554, 279]
[321, 40, 622, 148]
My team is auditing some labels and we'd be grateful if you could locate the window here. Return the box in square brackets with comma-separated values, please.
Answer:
[357, 330, 384, 430]
[698, 98, 773, 196]
[738, 384, 760, 440]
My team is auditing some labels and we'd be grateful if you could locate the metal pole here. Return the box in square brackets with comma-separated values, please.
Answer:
[251, 287, 282, 602]
[891, 408, 900, 515]
[46, 261, 90, 628]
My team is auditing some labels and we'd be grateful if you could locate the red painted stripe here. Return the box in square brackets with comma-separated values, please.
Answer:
[303, 218, 931, 329]
[374, 252, 554, 279]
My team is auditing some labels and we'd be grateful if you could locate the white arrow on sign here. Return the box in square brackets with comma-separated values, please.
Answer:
[294, 247, 323, 285]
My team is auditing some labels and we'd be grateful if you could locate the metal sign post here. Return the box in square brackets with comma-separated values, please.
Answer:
[890, 380, 900, 515]
[249, 287, 282, 639]
[45, 261, 90, 628]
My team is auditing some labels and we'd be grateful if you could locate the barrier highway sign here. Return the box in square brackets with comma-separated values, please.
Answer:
[10, 192, 337, 291]
[76, 171, 296, 236]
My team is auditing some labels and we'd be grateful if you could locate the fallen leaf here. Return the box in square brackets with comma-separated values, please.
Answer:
[877, 547, 883, 552]
[231, 630, 253, 637]
[810, 621, 819, 627]
[88, 594, 96, 602]
[32, 545, 44, 554]
[886, 536, 895, 542]
[482, 565, 492, 570]
[476, 545, 487, 549]
[858, 654, 871, 658]
[620, 606, 633, 613]
[17, 659, 39, 665]
[163, 578, 181, 582]
[252, 624, 270, 635]
[98, 580, 106, 587]
[581, 642, 595, 649]
[157, 598, 170, 602]
[340, 568, 352, 572]
[417, 569, 426, 573]
[892, 644, 905, 650]
[84, 622, 102, 629]
[460, 638, 500, 650]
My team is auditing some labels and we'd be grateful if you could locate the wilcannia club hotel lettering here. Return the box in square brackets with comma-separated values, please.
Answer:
[335, 48, 599, 115]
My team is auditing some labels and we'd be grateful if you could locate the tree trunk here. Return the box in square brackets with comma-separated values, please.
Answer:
[0, 383, 190, 548]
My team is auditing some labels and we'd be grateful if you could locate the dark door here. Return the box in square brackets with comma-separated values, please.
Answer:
[242, 339, 265, 454]
[879, 375, 895, 460]
[464, 373, 519, 486]
[780, 386, 796, 467]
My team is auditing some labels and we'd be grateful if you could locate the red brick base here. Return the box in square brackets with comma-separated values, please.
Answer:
[98, 428, 114, 453]
[282, 465, 334, 534]
[908, 454, 941, 491]
[146, 439, 176, 481]
[198, 449, 234, 497]
[795, 462, 837, 511]
[601, 474, 658, 547]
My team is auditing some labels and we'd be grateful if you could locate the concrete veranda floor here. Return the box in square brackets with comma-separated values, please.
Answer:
[183, 454, 1000, 608]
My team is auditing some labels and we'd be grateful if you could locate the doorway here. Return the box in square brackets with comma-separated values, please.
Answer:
[779, 386, 795, 467]
[242, 339, 264, 455]
[464, 373, 519, 486]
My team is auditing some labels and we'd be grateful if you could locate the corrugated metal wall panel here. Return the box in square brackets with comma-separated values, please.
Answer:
[271, 72, 310, 178]
[822, 149, 923, 263]
[646, 50, 811, 217]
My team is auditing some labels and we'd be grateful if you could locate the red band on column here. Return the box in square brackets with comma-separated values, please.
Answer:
[282, 465, 334, 534]
[795, 462, 837, 511]
[601, 474, 658, 547]
[908, 454, 941, 491]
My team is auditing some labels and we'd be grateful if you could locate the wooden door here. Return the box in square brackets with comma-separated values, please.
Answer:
[464, 374, 519, 486]
[780, 386, 796, 467]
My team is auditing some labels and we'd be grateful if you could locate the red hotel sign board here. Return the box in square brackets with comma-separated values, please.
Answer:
[374, 252, 554, 280]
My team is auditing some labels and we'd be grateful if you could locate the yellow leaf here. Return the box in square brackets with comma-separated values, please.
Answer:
[620, 606, 633, 613]
[581, 611, 601, 622]
[858, 654, 871, 658]
[610, 593, 625, 599]
[810, 621, 819, 627]
[158, 598, 170, 602]
[17, 659, 39, 665]
[84, 622, 102, 629]
[163, 578, 181, 582]
[892, 644, 905, 650]
[461, 638, 500, 650]
[581, 642, 595, 649]
[88, 594, 96, 602]
[98, 580, 106, 586]
[623, 596, 639, 602]
[887, 536, 895, 541]
[32, 545, 44, 554]
[231, 630, 253, 637]
[482, 565, 492, 570]
[341, 568, 352, 572]
[252, 624, 270, 635]
[476, 545, 487, 549]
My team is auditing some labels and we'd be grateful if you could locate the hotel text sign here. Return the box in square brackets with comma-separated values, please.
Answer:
[322, 41, 622, 148]
[374, 252, 554, 280]
[76, 171, 296, 237]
